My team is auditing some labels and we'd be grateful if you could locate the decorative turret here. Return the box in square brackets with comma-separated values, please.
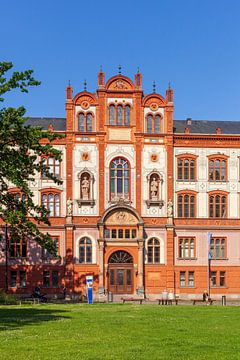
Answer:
[166, 83, 173, 103]
[135, 68, 142, 89]
[98, 66, 105, 88]
[66, 80, 72, 100]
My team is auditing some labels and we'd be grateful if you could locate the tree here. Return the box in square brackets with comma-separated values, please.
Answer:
[0, 62, 62, 254]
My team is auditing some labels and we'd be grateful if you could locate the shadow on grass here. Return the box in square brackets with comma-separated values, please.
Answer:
[0, 307, 70, 332]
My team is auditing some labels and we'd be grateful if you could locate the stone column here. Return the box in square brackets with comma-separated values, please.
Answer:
[98, 238, 105, 295]
[137, 239, 144, 296]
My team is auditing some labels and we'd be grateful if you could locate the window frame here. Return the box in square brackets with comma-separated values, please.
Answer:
[42, 156, 61, 179]
[210, 237, 226, 259]
[178, 237, 196, 259]
[145, 112, 162, 134]
[77, 111, 95, 132]
[147, 238, 161, 264]
[208, 191, 228, 218]
[110, 157, 131, 202]
[177, 191, 197, 218]
[208, 155, 228, 182]
[176, 154, 197, 182]
[79, 237, 92, 264]
[108, 103, 132, 126]
[10, 238, 27, 258]
[41, 190, 61, 217]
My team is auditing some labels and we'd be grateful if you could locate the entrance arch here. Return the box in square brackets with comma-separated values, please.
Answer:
[108, 251, 134, 294]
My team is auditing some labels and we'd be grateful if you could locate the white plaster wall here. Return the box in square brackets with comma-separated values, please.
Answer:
[174, 148, 240, 218]
[73, 144, 98, 216]
[105, 144, 135, 208]
[142, 145, 167, 217]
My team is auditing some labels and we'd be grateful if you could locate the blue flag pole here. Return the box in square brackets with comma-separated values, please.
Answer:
[207, 233, 212, 298]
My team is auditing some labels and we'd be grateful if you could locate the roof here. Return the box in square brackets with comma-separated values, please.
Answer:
[173, 120, 240, 135]
[25, 117, 240, 135]
[25, 117, 66, 131]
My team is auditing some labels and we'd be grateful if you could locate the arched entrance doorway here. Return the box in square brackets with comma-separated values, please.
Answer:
[108, 251, 133, 294]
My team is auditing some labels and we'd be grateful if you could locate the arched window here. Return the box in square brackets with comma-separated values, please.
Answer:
[209, 193, 227, 218]
[209, 157, 227, 181]
[86, 113, 93, 132]
[146, 113, 162, 134]
[79, 237, 92, 263]
[110, 158, 130, 201]
[124, 105, 130, 126]
[78, 113, 84, 132]
[177, 193, 196, 218]
[147, 114, 153, 133]
[117, 105, 123, 125]
[78, 112, 94, 132]
[154, 115, 161, 133]
[177, 156, 196, 181]
[147, 238, 160, 263]
[109, 105, 115, 125]
[41, 193, 60, 216]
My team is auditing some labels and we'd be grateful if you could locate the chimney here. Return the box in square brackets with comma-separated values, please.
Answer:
[216, 127, 221, 135]
[185, 127, 190, 134]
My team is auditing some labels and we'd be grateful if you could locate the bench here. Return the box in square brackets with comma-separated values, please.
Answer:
[121, 297, 144, 304]
[191, 298, 216, 305]
[157, 298, 179, 305]
[19, 297, 40, 305]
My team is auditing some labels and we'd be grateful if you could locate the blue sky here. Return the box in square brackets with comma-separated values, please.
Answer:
[2, 0, 240, 120]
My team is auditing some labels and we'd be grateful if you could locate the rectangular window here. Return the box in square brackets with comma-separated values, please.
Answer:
[220, 271, 225, 287]
[42, 237, 59, 260]
[210, 238, 226, 259]
[188, 272, 194, 287]
[10, 239, 27, 258]
[20, 271, 26, 288]
[104, 229, 110, 238]
[180, 271, 186, 287]
[112, 229, 117, 239]
[52, 271, 59, 288]
[178, 238, 195, 259]
[125, 229, 130, 239]
[118, 229, 123, 238]
[211, 271, 217, 287]
[43, 271, 50, 288]
[10, 271, 17, 288]
[132, 229, 137, 238]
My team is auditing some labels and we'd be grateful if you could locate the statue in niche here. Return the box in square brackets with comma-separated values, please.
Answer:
[67, 198, 73, 216]
[81, 175, 90, 200]
[167, 199, 173, 217]
[150, 177, 159, 200]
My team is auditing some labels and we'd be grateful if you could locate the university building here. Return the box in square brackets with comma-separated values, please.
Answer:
[1, 69, 240, 299]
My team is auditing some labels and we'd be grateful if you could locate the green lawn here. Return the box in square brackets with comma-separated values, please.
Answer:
[0, 304, 240, 360]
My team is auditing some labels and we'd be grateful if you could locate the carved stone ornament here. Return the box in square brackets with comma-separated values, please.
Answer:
[81, 152, 90, 161]
[81, 100, 90, 110]
[150, 153, 158, 162]
[105, 211, 138, 225]
[150, 103, 159, 111]
[110, 80, 129, 90]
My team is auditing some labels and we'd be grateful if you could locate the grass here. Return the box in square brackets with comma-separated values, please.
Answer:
[0, 304, 240, 360]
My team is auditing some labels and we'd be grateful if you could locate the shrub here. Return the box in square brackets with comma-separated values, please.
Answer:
[0, 290, 18, 305]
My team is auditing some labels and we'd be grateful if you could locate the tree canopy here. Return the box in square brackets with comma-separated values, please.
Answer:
[0, 62, 62, 254]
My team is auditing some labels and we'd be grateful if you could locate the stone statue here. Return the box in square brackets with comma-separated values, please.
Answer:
[150, 177, 158, 199]
[67, 198, 73, 216]
[81, 176, 90, 200]
[167, 200, 173, 217]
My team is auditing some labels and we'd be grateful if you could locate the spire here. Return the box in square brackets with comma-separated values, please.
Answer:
[84, 79, 87, 91]
[118, 65, 122, 74]
[166, 81, 173, 102]
[153, 81, 156, 93]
